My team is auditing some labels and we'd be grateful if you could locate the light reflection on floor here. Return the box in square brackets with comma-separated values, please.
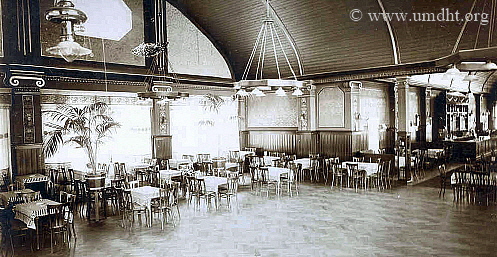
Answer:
[11, 180, 497, 257]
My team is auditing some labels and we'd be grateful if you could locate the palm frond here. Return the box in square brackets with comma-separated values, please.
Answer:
[95, 121, 121, 138]
[200, 94, 225, 113]
[84, 102, 108, 114]
[43, 130, 64, 158]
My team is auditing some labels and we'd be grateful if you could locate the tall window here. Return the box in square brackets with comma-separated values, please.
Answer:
[0, 107, 10, 174]
[42, 92, 152, 172]
[170, 95, 239, 159]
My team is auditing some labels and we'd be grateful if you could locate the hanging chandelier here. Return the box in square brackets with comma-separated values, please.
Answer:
[133, 42, 189, 101]
[45, 0, 92, 62]
[234, 0, 306, 97]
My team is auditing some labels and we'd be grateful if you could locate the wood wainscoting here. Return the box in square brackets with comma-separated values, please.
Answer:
[13, 144, 44, 176]
[320, 131, 368, 161]
[243, 130, 369, 159]
[246, 130, 296, 154]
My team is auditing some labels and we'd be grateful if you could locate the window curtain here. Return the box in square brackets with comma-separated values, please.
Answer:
[0, 107, 11, 175]
[170, 96, 239, 159]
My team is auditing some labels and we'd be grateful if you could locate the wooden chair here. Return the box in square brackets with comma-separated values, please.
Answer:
[218, 173, 239, 206]
[44, 204, 68, 253]
[438, 164, 448, 197]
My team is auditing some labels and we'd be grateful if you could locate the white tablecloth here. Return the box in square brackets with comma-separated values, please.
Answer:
[451, 172, 497, 185]
[0, 189, 35, 206]
[263, 156, 281, 166]
[169, 159, 193, 169]
[199, 176, 227, 193]
[159, 170, 183, 180]
[129, 163, 152, 171]
[294, 158, 312, 169]
[130, 186, 160, 209]
[15, 199, 62, 229]
[239, 151, 255, 159]
[342, 162, 380, 176]
[266, 167, 290, 182]
[15, 174, 50, 187]
[427, 149, 444, 159]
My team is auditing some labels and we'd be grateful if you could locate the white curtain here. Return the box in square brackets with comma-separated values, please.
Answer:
[43, 102, 153, 172]
[170, 96, 239, 159]
[0, 107, 11, 172]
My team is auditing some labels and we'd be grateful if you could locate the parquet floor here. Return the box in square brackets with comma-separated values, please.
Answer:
[10, 180, 497, 257]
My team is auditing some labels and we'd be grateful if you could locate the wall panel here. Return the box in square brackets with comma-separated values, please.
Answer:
[247, 131, 296, 154]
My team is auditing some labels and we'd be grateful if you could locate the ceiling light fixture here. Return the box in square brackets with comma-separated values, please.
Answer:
[45, 0, 92, 62]
[234, 0, 306, 97]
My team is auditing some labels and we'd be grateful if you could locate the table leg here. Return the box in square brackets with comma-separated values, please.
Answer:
[36, 219, 40, 250]
[95, 191, 100, 221]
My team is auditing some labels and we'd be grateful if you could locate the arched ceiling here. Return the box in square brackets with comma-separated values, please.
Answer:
[167, 0, 495, 82]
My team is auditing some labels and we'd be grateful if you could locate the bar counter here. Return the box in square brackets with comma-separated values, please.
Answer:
[444, 136, 497, 161]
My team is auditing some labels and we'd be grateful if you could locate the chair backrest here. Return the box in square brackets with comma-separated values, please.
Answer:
[352, 157, 364, 162]
[182, 155, 195, 162]
[438, 164, 447, 176]
[197, 154, 211, 163]
[226, 176, 239, 194]
[228, 151, 240, 163]
[346, 163, 359, 176]
[47, 204, 65, 228]
[126, 180, 139, 189]
[111, 179, 125, 189]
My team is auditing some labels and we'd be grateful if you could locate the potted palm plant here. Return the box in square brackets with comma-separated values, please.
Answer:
[42, 102, 120, 174]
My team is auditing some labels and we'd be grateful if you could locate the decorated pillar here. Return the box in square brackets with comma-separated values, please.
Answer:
[395, 76, 411, 181]
[6, 70, 46, 176]
[151, 99, 172, 160]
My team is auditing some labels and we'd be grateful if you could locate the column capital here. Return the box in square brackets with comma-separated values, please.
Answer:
[394, 76, 410, 89]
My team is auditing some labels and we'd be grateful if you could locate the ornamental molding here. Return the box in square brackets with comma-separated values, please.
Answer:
[312, 67, 446, 84]
[43, 75, 147, 87]
[41, 94, 152, 106]
[5, 70, 45, 88]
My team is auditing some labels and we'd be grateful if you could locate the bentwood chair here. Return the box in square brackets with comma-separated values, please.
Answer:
[438, 164, 448, 197]
[44, 204, 69, 253]
[218, 173, 239, 206]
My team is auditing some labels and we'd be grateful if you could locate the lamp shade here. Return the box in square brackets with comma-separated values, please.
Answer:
[275, 87, 286, 96]
[292, 87, 303, 96]
[46, 40, 92, 62]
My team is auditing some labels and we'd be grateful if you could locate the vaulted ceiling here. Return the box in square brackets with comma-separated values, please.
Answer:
[168, 0, 497, 88]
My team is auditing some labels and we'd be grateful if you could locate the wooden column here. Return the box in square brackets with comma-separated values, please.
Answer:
[7, 70, 46, 176]
[418, 87, 427, 143]
[395, 77, 411, 181]
[238, 96, 248, 149]
[151, 99, 172, 160]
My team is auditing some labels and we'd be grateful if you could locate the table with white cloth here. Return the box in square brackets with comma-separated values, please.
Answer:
[294, 158, 312, 169]
[265, 167, 290, 182]
[14, 198, 62, 249]
[159, 170, 183, 181]
[15, 174, 50, 188]
[263, 156, 281, 166]
[197, 176, 227, 193]
[129, 163, 153, 172]
[427, 149, 445, 159]
[0, 189, 35, 206]
[168, 159, 193, 169]
[239, 151, 255, 159]
[341, 162, 380, 176]
[129, 186, 160, 226]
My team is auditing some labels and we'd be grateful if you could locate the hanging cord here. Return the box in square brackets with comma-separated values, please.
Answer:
[474, 0, 487, 49]
[269, 21, 281, 79]
[490, 0, 496, 47]
[101, 38, 108, 92]
[242, 26, 264, 80]
[452, 0, 478, 53]
[273, 22, 297, 80]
